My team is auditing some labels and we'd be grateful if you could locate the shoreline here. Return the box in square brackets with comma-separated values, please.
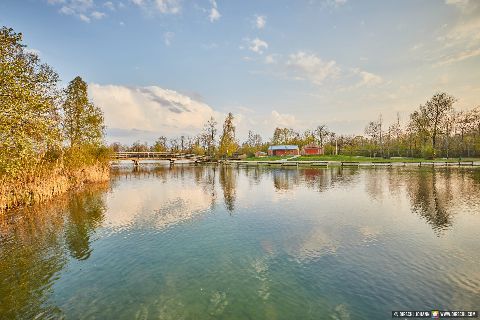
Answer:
[0, 163, 110, 215]
[3, 160, 479, 215]
[223, 159, 480, 168]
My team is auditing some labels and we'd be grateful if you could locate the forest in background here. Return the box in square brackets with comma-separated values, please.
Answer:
[2, 23, 480, 212]
[114, 92, 480, 159]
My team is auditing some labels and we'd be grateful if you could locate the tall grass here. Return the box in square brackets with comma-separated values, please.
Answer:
[0, 146, 111, 214]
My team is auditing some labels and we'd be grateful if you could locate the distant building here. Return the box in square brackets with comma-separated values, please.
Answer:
[267, 145, 299, 156]
[301, 143, 324, 155]
[255, 151, 267, 158]
[232, 152, 247, 160]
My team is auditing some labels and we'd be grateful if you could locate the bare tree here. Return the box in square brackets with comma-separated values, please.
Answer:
[314, 125, 330, 148]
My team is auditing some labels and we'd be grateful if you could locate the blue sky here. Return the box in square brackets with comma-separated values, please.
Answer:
[1, 0, 480, 143]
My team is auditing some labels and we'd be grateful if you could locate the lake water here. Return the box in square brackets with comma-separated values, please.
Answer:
[1, 165, 479, 319]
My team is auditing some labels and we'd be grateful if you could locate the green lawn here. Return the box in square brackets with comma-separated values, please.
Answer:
[291, 155, 480, 162]
[244, 156, 291, 161]
[244, 155, 480, 162]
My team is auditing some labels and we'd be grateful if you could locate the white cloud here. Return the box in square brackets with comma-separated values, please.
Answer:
[268, 110, 299, 128]
[248, 38, 268, 54]
[91, 11, 106, 19]
[446, 18, 480, 44]
[53, 0, 109, 22]
[79, 13, 91, 22]
[437, 47, 480, 65]
[445, 0, 472, 11]
[59, 5, 75, 15]
[286, 51, 339, 85]
[208, 0, 221, 22]
[89, 84, 221, 140]
[155, 0, 181, 14]
[232, 109, 305, 141]
[320, 0, 347, 8]
[103, 1, 115, 10]
[163, 31, 174, 46]
[407, 0, 480, 67]
[130, 0, 181, 14]
[444, 0, 480, 45]
[255, 15, 266, 29]
[60, 0, 93, 13]
[354, 69, 383, 87]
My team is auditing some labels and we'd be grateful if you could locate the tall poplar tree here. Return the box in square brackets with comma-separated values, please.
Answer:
[218, 113, 238, 157]
[62, 76, 104, 148]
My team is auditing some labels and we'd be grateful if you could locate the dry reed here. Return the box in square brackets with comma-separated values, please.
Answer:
[0, 162, 109, 214]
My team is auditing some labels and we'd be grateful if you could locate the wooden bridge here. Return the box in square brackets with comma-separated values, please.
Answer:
[112, 152, 208, 165]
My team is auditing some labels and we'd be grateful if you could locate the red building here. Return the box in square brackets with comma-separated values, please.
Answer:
[301, 143, 324, 155]
[267, 145, 299, 156]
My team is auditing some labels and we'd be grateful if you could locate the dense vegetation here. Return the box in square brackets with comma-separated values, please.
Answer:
[115, 93, 480, 160]
[0, 26, 108, 212]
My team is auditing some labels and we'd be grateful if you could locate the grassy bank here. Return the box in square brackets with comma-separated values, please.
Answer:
[0, 162, 109, 215]
[245, 155, 480, 162]
[244, 156, 290, 161]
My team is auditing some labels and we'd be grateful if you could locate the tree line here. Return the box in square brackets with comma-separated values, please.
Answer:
[0, 26, 107, 179]
[115, 93, 479, 159]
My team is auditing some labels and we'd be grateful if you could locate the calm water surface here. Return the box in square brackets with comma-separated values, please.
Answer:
[1, 165, 480, 319]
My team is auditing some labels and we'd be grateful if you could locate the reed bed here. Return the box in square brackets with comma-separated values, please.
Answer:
[0, 162, 109, 215]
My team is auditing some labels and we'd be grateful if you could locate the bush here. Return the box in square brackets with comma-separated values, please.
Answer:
[64, 145, 112, 169]
[422, 145, 435, 159]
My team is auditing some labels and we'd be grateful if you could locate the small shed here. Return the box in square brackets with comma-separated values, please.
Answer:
[301, 143, 324, 155]
[255, 151, 267, 158]
[267, 145, 299, 156]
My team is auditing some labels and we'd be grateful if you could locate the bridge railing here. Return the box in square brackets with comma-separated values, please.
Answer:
[112, 152, 197, 159]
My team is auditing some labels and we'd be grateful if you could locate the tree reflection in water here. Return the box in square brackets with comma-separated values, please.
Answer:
[0, 183, 108, 319]
[219, 166, 238, 212]
[266, 166, 479, 235]
[403, 168, 480, 235]
[272, 168, 300, 190]
[0, 166, 479, 319]
[65, 188, 108, 260]
[298, 167, 359, 192]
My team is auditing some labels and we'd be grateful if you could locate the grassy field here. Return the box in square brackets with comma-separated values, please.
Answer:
[244, 156, 290, 161]
[244, 155, 480, 162]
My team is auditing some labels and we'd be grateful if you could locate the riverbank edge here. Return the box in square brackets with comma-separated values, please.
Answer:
[0, 163, 110, 215]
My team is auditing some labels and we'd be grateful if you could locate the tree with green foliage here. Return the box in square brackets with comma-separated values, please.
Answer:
[152, 136, 168, 152]
[0, 27, 62, 175]
[218, 112, 238, 157]
[417, 92, 456, 157]
[62, 76, 104, 148]
[241, 130, 263, 156]
[271, 127, 300, 145]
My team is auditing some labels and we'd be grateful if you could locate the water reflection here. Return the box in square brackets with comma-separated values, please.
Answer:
[0, 166, 479, 319]
[219, 166, 237, 211]
[399, 168, 479, 234]
[0, 183, 108, 319]
[65, 188, 107, 260]
[405, 169, 454, 233]
[207, 165, 475, 234]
